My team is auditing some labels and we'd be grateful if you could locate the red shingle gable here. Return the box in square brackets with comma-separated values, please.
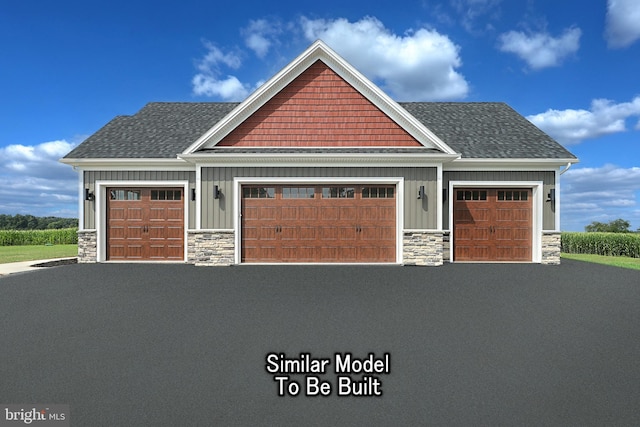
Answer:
[218, 60, 421, 147]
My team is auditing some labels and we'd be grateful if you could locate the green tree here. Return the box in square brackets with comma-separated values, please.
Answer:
[585, 218, 631, 233]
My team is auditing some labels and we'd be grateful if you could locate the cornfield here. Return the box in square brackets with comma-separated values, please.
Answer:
[561, 232, 640, 258]
[0, 228, 78, 246]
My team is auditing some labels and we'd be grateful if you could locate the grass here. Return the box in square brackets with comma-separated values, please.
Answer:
[561, 252, 640, 271]
[0, 244, 77, 264]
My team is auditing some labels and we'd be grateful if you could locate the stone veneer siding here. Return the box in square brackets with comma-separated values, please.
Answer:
[542, 232, 561, 265]
[188, 230, 235, 266]
[77, 230, 97, 263]
[403, 231, 443, 266]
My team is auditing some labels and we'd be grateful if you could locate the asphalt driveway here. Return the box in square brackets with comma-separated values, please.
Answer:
[1, 261, 639, 426]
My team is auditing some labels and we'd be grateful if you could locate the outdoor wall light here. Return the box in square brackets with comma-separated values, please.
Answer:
[417, 185, 426, 200]
[84, 188, 95, 201]
[547, 189, 556, 202]
[442, 188, 448, 202]
[213, 185, 221, 199]
[191, 188, 196, 201]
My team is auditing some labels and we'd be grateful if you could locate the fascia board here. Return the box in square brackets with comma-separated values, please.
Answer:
[446, 158, 579, 170]
[59, 158, 192, 170]
[181, 40, 458, 156]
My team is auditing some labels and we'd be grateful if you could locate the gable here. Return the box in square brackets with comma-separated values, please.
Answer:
[217, 61, 421, 147]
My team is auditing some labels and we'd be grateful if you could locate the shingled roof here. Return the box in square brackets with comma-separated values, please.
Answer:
[63, 101, 576, 160]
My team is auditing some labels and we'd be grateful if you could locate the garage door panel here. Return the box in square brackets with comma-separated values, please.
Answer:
[127, 208, 143, 220]
[319, 227, 337, 241]
[282, 246, 315, 262]
[260, 227, 277, 240]
[320, 207, 339, 220]
[339, 226, 357, 241]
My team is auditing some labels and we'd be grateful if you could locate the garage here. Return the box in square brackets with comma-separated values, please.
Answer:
[241, 185, 396, 263]
[107, 187, 185, 260]
[453, 188, 532, 262]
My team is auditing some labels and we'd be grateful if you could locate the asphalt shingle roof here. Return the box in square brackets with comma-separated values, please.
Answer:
[64, 102, 239, 159]
[63, 101, 576, 160]
[399, 102, 576, 159]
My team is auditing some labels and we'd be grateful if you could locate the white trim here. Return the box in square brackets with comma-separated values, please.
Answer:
[195, 165, 202, 230]
[78, 170, 85, 230]
[436, 165, 443, 230]
[94, 180, 190, 262]
[554, 167, 561, 232]
[446, 158, 578, 170]
[179, 153, 458, 167]
[233, 176, 405, 265]
[448, 181, 544, 263]
[182, 40, 457, 156]
[60, 158, 193, 169]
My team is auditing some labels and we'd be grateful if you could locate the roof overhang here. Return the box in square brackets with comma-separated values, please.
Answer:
[181, 40, 458, 156]
[445, 157, 579, 170]
[59, 157, 193, 170]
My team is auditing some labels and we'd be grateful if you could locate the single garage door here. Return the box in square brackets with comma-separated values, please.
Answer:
[107, 188, 184, 260]
[453, 188, 532, 262]
[241, 185, 396, 263]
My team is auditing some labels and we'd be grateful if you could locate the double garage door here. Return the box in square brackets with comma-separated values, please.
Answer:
[107, 188, 184, 260]
[453, 188, 533, 262]
[241, 185, 396, 263]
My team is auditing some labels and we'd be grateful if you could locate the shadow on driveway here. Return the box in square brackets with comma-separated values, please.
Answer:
[1, 261, 639, 426]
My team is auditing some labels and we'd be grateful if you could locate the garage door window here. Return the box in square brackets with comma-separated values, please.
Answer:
[243, 187, 275, 198]
[322, 187, 355, 198]
[497, 190, 528, 201]
[456, 190, 487, 201]
[110, 189, 141, 200]
[362, 187, 394, 198]
[282, 187, 314, 198]
[151, 189, 182, 201]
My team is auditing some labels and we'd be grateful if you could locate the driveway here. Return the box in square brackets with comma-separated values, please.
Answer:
[1, 261, 639, 426]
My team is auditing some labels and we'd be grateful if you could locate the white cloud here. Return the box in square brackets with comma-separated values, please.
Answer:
[527, 96, 640, 144]
[192, 41, 250, 101]
[300, 16, 469, 101]
[451, 0, 502, 33]
[0, 140, 79, 217]
[498, 27, 581, 70]
[561, 165, 640, 230]
[606, 0, 640, 48]
[242, 19, 283, 58]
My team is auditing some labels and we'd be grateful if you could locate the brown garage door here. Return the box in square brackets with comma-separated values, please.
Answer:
[453, 188, 532, 262]
[107, 188, 184, 260]
[241, 185, 396, 263]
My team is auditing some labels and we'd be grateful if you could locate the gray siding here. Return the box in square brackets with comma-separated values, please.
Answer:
[83, 170, 196, 229]
[443, 170, 556, 230]
[202, 167, 438, 230]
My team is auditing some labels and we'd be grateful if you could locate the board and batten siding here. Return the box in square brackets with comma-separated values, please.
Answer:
[442, 170, 556, 230]
[201, 167, 437, 230]
[82, 170, 196, 229]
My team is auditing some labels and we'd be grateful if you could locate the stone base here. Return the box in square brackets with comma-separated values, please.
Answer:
[188, 230, 235, 266]
[77, 230, 97, 263]
[403, 231, 443, 266]
[542, 232, 561, 265]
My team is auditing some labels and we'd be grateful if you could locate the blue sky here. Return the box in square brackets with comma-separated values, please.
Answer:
[1, 0, 639, 231]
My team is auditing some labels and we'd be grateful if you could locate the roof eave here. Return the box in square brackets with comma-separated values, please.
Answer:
[446, 157, 579, 169]
[59, 157, 191, 169]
